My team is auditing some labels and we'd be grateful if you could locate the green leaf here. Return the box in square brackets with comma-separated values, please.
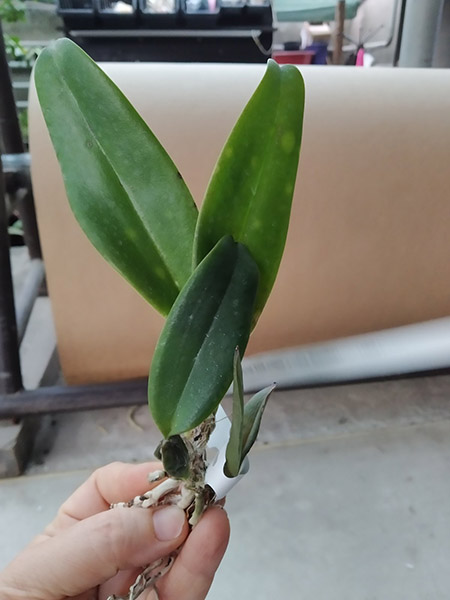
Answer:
[0, 0, 26, 23]
[148, 236, 259, 438]
[194, 59, 305, 324]
[34, 38, 198, 316]
[241, 383, 275, 458]
[224, 348, 245, 478]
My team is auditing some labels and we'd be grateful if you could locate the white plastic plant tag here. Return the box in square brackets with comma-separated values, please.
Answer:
[205, 404, 249, 500]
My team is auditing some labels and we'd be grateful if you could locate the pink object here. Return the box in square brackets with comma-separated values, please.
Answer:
[356, 47, 365, 67]
[272, 51, 315, 65]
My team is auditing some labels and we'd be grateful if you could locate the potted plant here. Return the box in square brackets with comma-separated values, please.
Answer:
[34, 38, 305, 600]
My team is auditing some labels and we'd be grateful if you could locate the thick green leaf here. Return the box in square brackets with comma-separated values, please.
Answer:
[34, 38, 198, 316]
[224, 348, 245, 478]
[194, 59, 305, 324]
[148, 236, 259, 438]
[241, 383, 275, 458]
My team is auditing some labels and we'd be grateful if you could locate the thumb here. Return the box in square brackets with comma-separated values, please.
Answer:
[0, 505, 188, 600]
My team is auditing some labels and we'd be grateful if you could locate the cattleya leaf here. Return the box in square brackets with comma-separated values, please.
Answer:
[224, 352, 275, 478]
[34, 38, 198, 316]
[148, 236, 259, 438]
[241, 383, 275, 458]
[194, 59, 305, 325]
[224, 348, 245, 478]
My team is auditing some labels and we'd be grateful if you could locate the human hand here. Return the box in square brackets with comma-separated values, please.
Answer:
[0, 461, 230, 600]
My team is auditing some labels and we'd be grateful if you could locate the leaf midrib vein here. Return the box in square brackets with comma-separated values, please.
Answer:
[170, 266, 241, 431]
[54, 58, 178, 290]
[237, 84, 281, 246]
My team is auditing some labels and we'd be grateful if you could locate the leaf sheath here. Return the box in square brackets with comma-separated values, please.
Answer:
[148, 236, 259, 437]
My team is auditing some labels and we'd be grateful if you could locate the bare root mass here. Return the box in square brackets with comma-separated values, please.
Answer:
[107, 416, 217, 600]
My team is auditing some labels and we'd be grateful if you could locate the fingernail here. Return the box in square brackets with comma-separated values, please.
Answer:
[153, 506, 186, 541]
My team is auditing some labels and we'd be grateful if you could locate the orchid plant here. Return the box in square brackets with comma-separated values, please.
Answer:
[34, 38, 305, 600]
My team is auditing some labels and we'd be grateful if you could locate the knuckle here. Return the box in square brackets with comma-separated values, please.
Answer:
[89, 507, 146, 570]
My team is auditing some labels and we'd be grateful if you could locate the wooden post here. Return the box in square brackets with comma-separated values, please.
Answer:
[332, 0, 346, 65]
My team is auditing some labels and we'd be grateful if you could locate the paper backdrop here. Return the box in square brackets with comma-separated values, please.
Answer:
[29, 63, 450, 384]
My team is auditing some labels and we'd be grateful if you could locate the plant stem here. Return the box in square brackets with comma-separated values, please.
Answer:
[107, 414, 217, 600]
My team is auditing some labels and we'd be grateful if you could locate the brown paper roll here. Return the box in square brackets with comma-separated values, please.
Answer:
[29, 63, 450, 384]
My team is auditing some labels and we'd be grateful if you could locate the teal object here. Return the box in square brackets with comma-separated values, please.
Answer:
[272, 0, 361, 22]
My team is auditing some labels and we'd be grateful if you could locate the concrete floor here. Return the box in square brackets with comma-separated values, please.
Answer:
[2, 249, 450, 598]
[2, 382, 450, 598]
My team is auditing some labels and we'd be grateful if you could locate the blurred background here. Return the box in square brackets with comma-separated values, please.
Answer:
[2, 1, 450, 599]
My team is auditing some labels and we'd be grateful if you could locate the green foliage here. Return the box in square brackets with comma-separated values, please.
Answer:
[241, 383, 275, 457]
[224, 349, 275, 477]
[35, 39, 305, 461]
[7, 218, 23, 237]
[194, 59, 305, 325]
[4, 34, 25, 60]
[34, 39, 198, 316]
[18, 109, 28, 139]
[4, 36, 40, 64]
[148, 236, 259, 437]
[224, 349, 245, 478]
[0, 0, 25, 23]
[0, 0, 28, 62]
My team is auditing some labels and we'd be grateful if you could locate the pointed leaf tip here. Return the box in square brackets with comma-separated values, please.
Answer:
[224, 348, 245, 478]
[193, 58, 305, 325]
[35, 38, 198, 316]
[241, 383, 275, 459]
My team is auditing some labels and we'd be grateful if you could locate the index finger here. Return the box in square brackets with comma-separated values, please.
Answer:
[45, 461, 163, 535]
